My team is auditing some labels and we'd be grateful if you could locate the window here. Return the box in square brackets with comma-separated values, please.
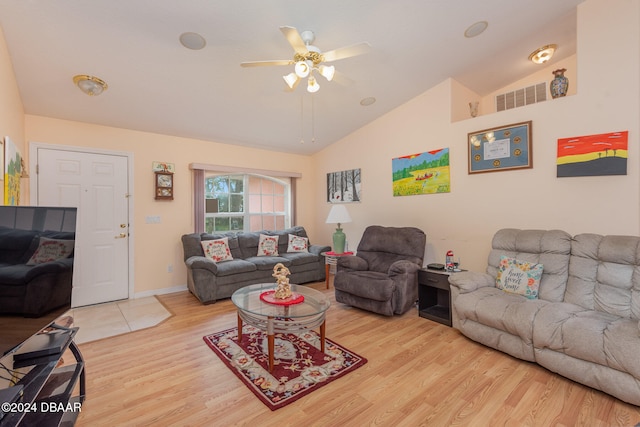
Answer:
[205, 174, 290, 233]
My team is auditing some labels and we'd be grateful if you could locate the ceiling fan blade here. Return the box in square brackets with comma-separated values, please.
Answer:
[322, 42, 372, 62]
[240, 60, 292, 68]
[280, 26, 307, 54]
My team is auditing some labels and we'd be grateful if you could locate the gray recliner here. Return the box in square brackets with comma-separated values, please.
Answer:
[333, 225, 426, 316]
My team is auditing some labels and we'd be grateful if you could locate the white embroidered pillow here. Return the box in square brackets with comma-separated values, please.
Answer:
[495, 255, 543, 299]
[287, 234, 309, 253]
[26, 237, 75, 265]
[200, 237, 233, 263]
[257, 234, 279, 256]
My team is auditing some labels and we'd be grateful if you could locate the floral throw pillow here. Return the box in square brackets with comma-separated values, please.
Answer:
[495, 255, 543, 299]
[26, 237, 75, 265]
[200, 237, 233, 263]
[257, 234, 279, 256]
[287, 234, 309, 253]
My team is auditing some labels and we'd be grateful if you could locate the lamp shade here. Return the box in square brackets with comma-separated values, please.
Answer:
[325, 204, 352, 224]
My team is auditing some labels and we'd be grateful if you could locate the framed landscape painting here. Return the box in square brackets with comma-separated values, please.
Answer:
[392, 148, 450, 196]
[557, 131, 628, 177]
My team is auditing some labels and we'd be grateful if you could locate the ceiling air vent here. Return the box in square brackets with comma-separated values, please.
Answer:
[496, 82, 546, 112]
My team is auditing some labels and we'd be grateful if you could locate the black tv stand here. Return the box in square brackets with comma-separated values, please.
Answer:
[0, 328, 85, 427]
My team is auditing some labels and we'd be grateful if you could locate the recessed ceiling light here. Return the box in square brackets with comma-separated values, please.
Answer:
[360, 97, 376, 106]
[180, 32, 206, 50]
[464, 21, 488, 38]
[528, 44, 557, 64]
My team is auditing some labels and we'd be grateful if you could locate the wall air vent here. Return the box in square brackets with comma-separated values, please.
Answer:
[496, 82, 547, 112]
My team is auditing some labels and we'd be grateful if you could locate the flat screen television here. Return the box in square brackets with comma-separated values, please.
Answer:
[0, 206, 77, 358]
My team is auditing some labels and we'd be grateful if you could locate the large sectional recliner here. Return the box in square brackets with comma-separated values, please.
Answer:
[449, 228, 640, 406]
[181, 226, 330, 304]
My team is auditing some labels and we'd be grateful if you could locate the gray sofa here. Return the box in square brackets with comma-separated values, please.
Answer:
[181, 226, 329, 304]
[449, 228, 640, 406]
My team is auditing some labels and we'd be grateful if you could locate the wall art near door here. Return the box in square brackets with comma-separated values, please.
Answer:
[557, 131, 628, 177]
[392, 148, 450, 196]
[468, 121, 532, 174]
[4, 136, 21, 206]
[327, 168, 361, 203]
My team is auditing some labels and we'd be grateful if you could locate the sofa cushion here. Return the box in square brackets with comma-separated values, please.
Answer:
[257, 234, 279, 256]
[533, 301, 639, 374]
[200, 237, 233, 263]
[496, 256, 543, 299]
[201, 232, 243, 259]
[333, 271, 395, 302]
[279, 251, 318, 266]
[455, 286, 549, 342]
[26, 237, 75, 265]
[212, 259, 257, 277]
[486, 229, 571, 303]
[287, 234, 308, 253]
[0, 228, 38, 264]
[243, 256, 291, 271]
[566, 233, 640, 319]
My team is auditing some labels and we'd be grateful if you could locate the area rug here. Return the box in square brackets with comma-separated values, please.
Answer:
[203, 325, 367, 410]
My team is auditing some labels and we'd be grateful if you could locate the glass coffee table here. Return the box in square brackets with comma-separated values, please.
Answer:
[231, 283, 330, 372]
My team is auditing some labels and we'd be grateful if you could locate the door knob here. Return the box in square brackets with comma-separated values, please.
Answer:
[115, 233, 127, 239]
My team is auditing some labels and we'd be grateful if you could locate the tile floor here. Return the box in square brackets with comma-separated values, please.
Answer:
[65, 296, 172, 344]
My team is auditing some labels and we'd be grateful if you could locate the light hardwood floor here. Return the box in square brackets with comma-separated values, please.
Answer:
[74, 281, 640, 426]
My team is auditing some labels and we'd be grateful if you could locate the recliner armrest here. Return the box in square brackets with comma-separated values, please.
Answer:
[185, 256, 219, 274]
[337, 255, 368, 272]
[388, 260, 421, 276]
[448, 271, 494, 294]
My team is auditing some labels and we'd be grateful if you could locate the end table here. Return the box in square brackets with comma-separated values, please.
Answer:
[417, 268, 462, 326]
[321, 251, 354, 289]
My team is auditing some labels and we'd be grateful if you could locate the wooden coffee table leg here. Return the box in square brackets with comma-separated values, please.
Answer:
[237, 313, 243, 341]
[325, 263, 330, 289]
[320, 319, 326, 353]
[267, 316, 274, 372]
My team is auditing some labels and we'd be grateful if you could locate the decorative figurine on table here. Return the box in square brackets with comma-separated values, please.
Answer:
[272, 263, 292, 299]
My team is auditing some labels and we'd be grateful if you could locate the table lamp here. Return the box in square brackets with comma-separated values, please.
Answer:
[325, 204, 352, 254]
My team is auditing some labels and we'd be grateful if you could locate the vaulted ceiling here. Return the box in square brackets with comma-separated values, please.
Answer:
[0, 1, 584, 155]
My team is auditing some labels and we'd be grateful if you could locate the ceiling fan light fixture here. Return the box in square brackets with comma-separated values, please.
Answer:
[528, 44, 557, 64]
[283, 72, 299, 89]
[73, 75, 108, 96]
[318, 65, 335, 81]
[307, 76, 320, 93]
[295, 60, 312, 78]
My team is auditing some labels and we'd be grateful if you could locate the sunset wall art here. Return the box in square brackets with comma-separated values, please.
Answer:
[557, 131, 628, 177]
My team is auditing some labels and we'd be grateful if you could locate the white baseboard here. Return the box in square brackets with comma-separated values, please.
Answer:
[134, 284, 188, 299]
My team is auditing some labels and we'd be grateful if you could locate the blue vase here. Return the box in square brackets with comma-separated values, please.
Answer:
[550, 68, 569, 98]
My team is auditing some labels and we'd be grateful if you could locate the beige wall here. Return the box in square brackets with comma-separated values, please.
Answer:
[24, 116, 316, 295]
[313, 0, 640, 271]
[0, 0, 638, 294]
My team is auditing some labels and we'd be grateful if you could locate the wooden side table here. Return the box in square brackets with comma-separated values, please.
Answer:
[418, 268, 457, 326]
[321, 251, 354, 289]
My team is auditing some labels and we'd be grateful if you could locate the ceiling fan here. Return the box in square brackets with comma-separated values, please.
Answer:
[241, 26, 371, 93]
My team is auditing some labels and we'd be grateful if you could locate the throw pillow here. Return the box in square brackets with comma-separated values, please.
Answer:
[495, 255, 543, 299]
[287, 234, 309, 253]
[257, 234, 279, 256]
[26, 237, 75, 265]
[201, 237, 233, 263]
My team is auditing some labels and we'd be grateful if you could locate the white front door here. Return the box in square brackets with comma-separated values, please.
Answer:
[35, 147, 130, 307]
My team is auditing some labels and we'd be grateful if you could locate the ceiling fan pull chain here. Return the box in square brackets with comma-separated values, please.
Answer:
[312, 95, 316, 143]
[300, 96, 304, 144]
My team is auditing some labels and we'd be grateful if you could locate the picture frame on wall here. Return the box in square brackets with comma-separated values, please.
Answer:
[327, 168, 361, 203]
[468, 121, 532, 174]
